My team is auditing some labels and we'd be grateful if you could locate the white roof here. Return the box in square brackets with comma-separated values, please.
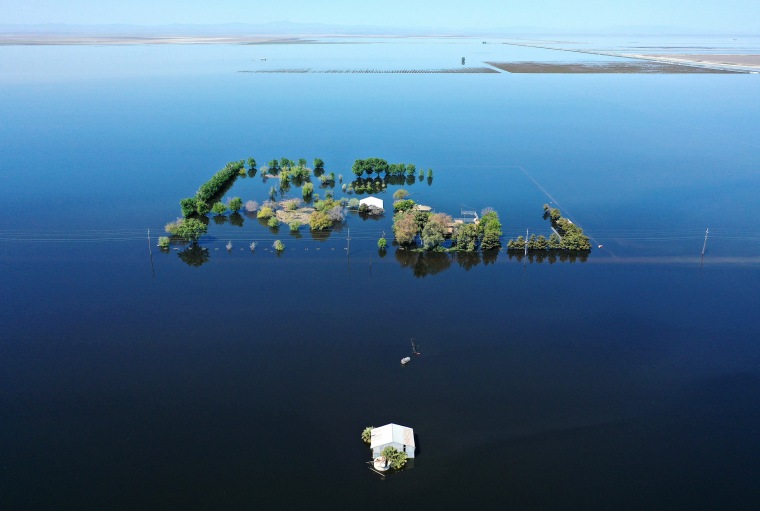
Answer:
[359, 196, 384, 209]
[370, 423, 415, 449]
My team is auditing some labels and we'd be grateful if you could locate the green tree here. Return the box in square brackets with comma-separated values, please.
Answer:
[165, 218, 208, 243]
[158, 236, 170, 248]
[211, 202, 228, 215]
[289, 221, 301, 232]
[273, 240, 285, 251]
[427, 168, 433, 179]
[377, 237, 387, 250]
[455, 223, 478, 251]
[406, 163, 416, 176]
[298, 158, 307, 168]
[196, 200, 210, 215]
[313, 158, 324, 171]
[422, 220, 445, 250]
[393, 199, 416, 213]
[247, 157, 257, 169]
[180, 197, 197, 217]
[361, 426, 374, 444]
[381, 446, 409, 470]
[302, 182, 314, 199]
[227, 197, 243, 212]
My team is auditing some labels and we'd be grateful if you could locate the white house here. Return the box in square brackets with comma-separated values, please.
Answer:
[370, 423, 415, 459]
[359, 196, 384, 211]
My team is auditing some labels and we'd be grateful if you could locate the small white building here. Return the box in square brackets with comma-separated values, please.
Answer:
[370, 423, 415, 459]
[359, 196, 384, 211]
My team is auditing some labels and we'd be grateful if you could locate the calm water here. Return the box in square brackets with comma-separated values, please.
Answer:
[1, 38, 760, 510]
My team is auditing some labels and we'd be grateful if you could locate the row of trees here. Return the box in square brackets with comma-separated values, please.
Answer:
[180, 160, 245, 217]
[351, 158, 432, 178]
[506, 205, 591, 251]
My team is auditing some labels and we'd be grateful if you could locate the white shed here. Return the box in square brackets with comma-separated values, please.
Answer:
[359, 196, 384, 211]
[370, 423, 415, 459]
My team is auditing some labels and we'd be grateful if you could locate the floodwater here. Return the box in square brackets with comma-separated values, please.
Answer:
[1, 37, 759, 510]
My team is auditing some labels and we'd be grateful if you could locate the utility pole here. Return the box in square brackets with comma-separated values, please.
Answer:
[147, 228, 155, 278]
[346, 227, 351, 256]
[701, 228, 709, 256]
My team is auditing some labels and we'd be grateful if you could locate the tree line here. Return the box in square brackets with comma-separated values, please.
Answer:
[506, 205, 591, 251]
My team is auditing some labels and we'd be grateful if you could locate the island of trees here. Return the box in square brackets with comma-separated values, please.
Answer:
[506, 205, 591, 251]
[164, 157, 434, 255]
[391, 199, 502, 253]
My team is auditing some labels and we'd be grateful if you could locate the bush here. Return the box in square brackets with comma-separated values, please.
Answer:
[227, 197, 243, 212]
[289, 221, 301, 232]
[377, 237, 387, 250]
[211, 202, 227, 215]
[268, 217, 280, 228]
[283, 199, 300, 211]
[165, 217, 207, 243]
[393, 189, 409, 200]
[394, 199, 416, 213]
[245, 200, 259, 213]
[381, 446, 409, 470]
[309, 210, 332, 230]
[302, 182, 314, 199]
[273, 240, 285, 251]
[158, 236, 171, 248]
[348, 198, 360, 209]
[361, 426, 374, 444]
[257, 207, 274, 219]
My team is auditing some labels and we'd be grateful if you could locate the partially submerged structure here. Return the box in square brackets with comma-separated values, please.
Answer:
[359, 196, 384, 211]
[370, 423, 415, 460]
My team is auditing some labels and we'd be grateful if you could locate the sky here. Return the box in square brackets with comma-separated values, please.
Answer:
[2, 0, 759, 33]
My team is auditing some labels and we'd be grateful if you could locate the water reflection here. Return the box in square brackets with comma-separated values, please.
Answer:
[229, 212, 244, 227]
[455, 251, 481, 270]
[212, 215, 228, 225]
[395, 249, 453, 278]
[506, 250, 589, 264]
[178, 244, 210, 267]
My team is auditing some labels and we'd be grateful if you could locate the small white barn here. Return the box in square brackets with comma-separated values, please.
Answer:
[370, 423, 415, 459]
[359, 196, 384, 211]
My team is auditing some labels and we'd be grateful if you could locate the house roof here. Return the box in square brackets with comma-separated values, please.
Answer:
[370, 423, 415, 449]
[359, 196, 384, 207]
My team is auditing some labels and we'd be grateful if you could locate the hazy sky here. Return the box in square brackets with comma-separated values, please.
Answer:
[3, 0, 759, 32]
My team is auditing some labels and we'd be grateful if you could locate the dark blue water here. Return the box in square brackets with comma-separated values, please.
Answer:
[1, 39, 759, 510]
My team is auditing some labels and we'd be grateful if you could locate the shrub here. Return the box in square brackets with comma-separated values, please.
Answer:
[289, 221, 301, 232]
[257, 206, 274, 219]
[211, 202, 227, 215]
[394, 199, 416, 213]
[327, 205, 345, 222]
[227, 197, 243, 212]
[164, 217, 207, 243]
[268, 217, 280, 228]
[392, 189, 409, 200]
[158, 236, 170, 248]
[249, 241, 257, 251]
[245, 200, 259, 213]
[361, 426, 374, 444]
[273, 240, 284, 251]
[302, 182, 314, 199]
[381, 446, 409, 470]
[226, 241, 233, 251]
[348, 198, 360, 209]
[377, 237, 387, 250]
[283, 199, 300, 211]
[309, 210, 332, 230]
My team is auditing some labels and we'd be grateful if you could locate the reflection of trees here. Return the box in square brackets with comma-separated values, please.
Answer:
[482, 249, 499, 265]
[178, 244, 210, 267]
[245, 211, 257, 221]
[394, 249, 453, 278]
[289, 229, 303, 239]
[405, 175, 416, 186]
[229, 212, 244, 227]
[247, 168, 257, 178]
[378, 248, 387, 258]
[506, 250, 588, 264]
[310, 228, 333, 242]
[212, 215, 228, 225]
[455, 251, 481, 271]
